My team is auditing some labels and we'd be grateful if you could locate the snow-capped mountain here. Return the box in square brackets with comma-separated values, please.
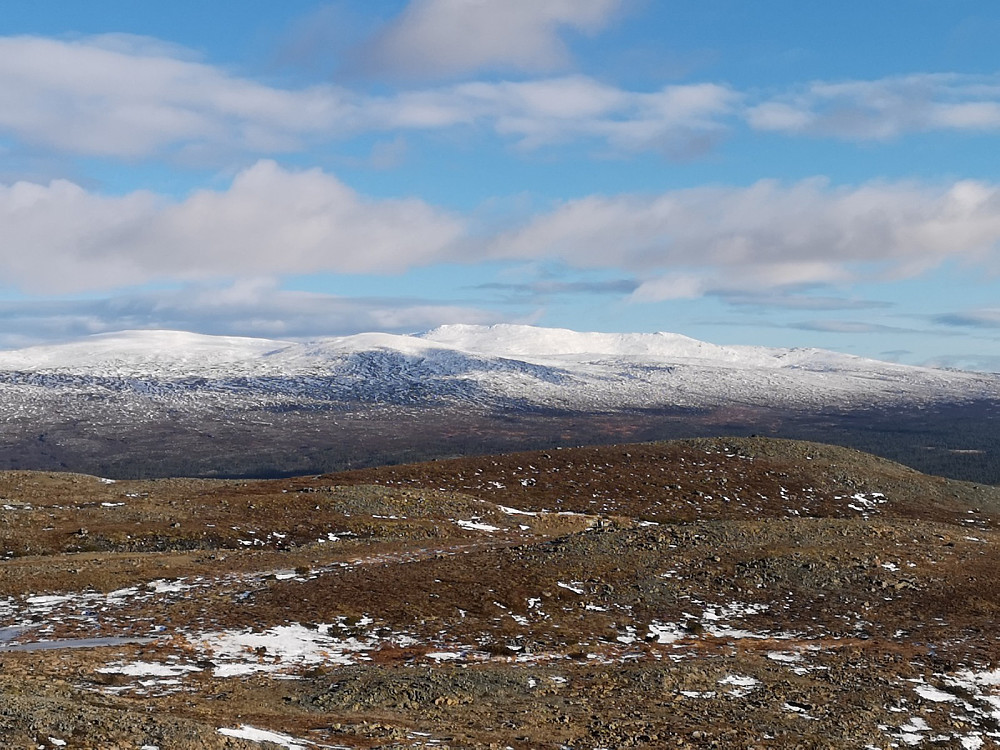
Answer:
[0, 323, 995, 413]
[0, 324, 997, 479]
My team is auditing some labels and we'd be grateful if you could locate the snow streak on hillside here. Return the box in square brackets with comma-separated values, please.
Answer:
[0, 324, 996, 417]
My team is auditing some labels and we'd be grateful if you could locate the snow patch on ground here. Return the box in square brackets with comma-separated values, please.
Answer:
[218, 725, 310, 749]
[98, 661, 201, 677]
[194, 623, 385, 677]
[455, 520, 500, 533]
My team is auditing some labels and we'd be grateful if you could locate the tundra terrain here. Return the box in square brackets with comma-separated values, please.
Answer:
[1, 437, 999, 748]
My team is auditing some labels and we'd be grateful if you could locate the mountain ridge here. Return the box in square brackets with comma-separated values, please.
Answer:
[0, 323, 977, 376]
[0, 324, 996, 481]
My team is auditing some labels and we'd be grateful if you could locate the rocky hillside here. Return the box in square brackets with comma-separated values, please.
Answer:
[0, 437, 999, 747]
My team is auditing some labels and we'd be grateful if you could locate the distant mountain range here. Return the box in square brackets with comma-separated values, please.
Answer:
[0, 325, 997, 480]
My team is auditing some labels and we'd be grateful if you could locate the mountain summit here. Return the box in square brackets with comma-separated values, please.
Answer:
[0, 325, 996, 479]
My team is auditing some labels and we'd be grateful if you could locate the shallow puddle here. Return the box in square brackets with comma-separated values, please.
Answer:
[0, 636, 156, 652]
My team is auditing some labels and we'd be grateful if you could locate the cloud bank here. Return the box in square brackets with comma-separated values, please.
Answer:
[5, 166, 1000, 300]
[0, 35, 354, 158]
[1, 160, 463, 293]
[489, 178, 1000, 299]
[4, 35, 1000, 162]
[748, 74, 1000, 140]
[0, 34, 736, 159]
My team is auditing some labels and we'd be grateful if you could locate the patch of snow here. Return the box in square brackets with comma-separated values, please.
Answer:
[497, 505, 537, 516]
[97, 661, 200, 677]
[914, 684, 959, 703]
[719, 674, 759, 688]
[25, 594, 75, 607]
[194, 623, 375, 676]
[426, 651, 463, 662]
[900, 716, 931, 733]
[767, 651, 801, 663]
[719, 674, 760, 697]
[218, 725, 309, 750]
[455, 520, 500, 533]
[647, 622, 686, 644]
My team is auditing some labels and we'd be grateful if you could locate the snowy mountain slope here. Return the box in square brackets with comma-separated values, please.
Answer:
[420, 323, 934, 372]
[1, 323, 998, 479]
[0, 330, 291, 374]
[0, 324, 996, 416]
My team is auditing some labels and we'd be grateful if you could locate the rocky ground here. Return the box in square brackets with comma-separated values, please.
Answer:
[0, 437, 999, 748]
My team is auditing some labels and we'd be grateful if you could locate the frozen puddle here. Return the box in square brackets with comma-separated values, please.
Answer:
[0, 636, 156, 652]
[0, 626, 32, 643]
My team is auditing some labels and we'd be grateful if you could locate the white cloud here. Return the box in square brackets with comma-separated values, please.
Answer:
[356, 0, 624, 78]
[491, 80, 737, 154]
[383, 77, 737, 152]
[3, 35, 1000, 163]
[747, 74, 1000, 140]
[488, 178, 1000, 298]
[628, 274, 706, 301]
[0, 35, 356, 158]
[0, 36, 734, 159]
[8, 163, 1000, 304]
[0, 160, 464, 293]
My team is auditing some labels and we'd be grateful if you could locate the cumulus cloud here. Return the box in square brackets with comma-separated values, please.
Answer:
[0, 35, 356, 158]
[355, 0, 624, 78]
[0, 35, 734, 159]
[4, 35, 1000, 163]
[487, 178, 1000, 298]
[365, 76, 737, 154]
[747, 74, 1000, 140]
[9, 165, 1000, 303]
[0, 160, 464, 293]
[0, 280, 502, 349]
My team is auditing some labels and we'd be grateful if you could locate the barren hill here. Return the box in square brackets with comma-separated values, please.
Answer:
[0, 437, 999, 747]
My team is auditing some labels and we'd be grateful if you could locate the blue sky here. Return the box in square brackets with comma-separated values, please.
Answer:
[2, 1, 1000, 369]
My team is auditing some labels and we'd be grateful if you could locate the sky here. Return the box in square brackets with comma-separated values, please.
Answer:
[2, 1, 1000, 370]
